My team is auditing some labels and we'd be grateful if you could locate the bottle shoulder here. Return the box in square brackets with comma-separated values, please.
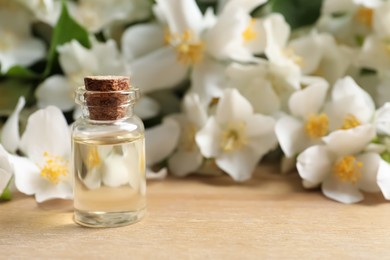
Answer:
[71, 116, 144, 140]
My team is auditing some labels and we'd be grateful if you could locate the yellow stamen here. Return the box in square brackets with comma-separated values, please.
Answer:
[208, 97, 220, 109]
[242, 19, 257, 43]
[39, 152, 68, 184]
[283, 48, 303, 67]
[165, 29, 204, 65]
[355, 7, 373, 28]
[86, 147, 101, 169]
[221, 123, 247, 152]
[305, 113, 329, 139]
[340, 114, 361, 130]
[180, 124, 197, 152]
[333, 155, 363, 183]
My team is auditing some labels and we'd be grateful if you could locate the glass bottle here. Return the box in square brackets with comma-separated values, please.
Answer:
[71, 76, 146, 227]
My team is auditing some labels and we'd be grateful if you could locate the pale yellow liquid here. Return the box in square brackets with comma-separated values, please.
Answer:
[73, 134, 146, 227]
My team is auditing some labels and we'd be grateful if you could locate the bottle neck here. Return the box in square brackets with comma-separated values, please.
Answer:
[80, 105, 134, 122]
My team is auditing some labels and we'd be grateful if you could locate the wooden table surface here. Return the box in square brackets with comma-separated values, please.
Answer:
[1, 164, 389, 259]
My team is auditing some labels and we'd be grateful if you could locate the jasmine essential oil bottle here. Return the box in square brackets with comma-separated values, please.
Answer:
[71, 76, 146, 227]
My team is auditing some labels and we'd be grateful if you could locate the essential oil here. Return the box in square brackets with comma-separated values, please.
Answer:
[71, 76, 146, 227]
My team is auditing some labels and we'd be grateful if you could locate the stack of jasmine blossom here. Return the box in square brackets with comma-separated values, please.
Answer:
[1, 0, 390, 204]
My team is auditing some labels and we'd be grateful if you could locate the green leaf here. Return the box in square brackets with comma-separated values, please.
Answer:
[381, 152, 390, 164]
[0, 179, 12, 201]
[3, 66, 39, 79]
[270, 0, 323, 29]
[0, 79, 33, 115]
[44, 0, 90, 77]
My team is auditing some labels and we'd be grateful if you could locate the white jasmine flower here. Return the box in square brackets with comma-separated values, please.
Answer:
[288, 32, 354, 84]
[264, 14, 302, 73]
[297, 124, 380, 204]
[0, 1, 45, 73]
[1, 97, 25, 153]
[13, 106, 72, 203]
[357, 4, 390, 73]
[196, 88, 277, 181]
[225, 58, 301, 115]
[0, 145, 14, 196]
[168, 93, 207, 177]
[324, 76, 375, 130]
[318, 0, 381, 45]
[357, 34, 390, 72]
[121, 0, 267, 94]
[275, 78, 329, 157]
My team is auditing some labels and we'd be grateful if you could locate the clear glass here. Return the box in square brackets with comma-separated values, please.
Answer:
[71, 88, 146, 228]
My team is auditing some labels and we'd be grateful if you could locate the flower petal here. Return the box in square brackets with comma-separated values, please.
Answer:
[297, 145, 333, 185]
[358, 35, 390, 72]
[374, 102, 390, 135]
[102, 155, 131, 188]
[145, 117, 180, 165]
[373, 1, 390, 38]
[134, 96, 160, 120]
[0, 168, 12, 195]
[289, 80, 329, 119]
[0, 145, 13, 174]
[146, 167, 167, 180]
[216, 146, 259, 181]
[121, 23, 165, 61]
[288, 32, 323, 74]
[216, 88, 253, 125]
[2, 38, 46, 73]
[377, 159, 390, 200]
[275, 116, 309, 157]
[323, 124, 376, 157]
[205, 7, 248, 60]
[196, 118, 222, 158]
[156, 0, 203, 34]
[58, 40, 94, 78]
[243, 77, 281, 115]
[357, 152, 380, 192]
[226, 62, 281, 115]
[321, 0, 356, 14]
[35, 75, 74, 111]
[168, 149, 203, 177]
[246, 114, 276, 137]
[81, 168, 102, 190]
[19, 106, 71, 164]
[330, 76, 375, 123]
[35, 182, 73, 203]
[190, 57, 226, 105]
[264, 14, 291, 62]
[11, 155, 42, 196]
[130, 47, 188, 93]
[1, 96, 25, 153]
[322, 176, 364, 204]
[183, 93, 208, 129]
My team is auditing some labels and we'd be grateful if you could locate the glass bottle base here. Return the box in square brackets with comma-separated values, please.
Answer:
[74, 208, 145, 228]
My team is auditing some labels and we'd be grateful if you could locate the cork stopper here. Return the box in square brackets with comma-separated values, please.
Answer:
[84, 76, 131, 120]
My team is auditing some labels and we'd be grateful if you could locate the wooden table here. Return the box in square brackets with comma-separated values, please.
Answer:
[1, 165, 389, 259]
